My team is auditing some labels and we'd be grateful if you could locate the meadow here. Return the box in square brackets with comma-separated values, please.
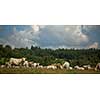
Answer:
[0, 67, 100, 74]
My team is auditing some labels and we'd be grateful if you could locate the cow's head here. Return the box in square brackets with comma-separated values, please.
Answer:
[22, 58, 26, 61]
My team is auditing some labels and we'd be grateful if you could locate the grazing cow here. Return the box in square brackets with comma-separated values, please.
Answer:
[88, 66, 92, 70]
[54, 63, 63, 69]
[33, 63, 40, 68]
[5, 62, 11, 68]
[95, 63, 100, 71]
[0, 65, 5, 68]
[9, 58, 26, 66]
[23, 61, 29, 68]
[83, 65, 92, 70]
[74, 65, 80, 69]
[28, 62, 40, 68]
[63, 61, 70, 69]
[87, 65, 92, 70]
[69, 67, 73, 70]
[83, 65, 88, 70]
[74, 66, 84, 70]
[28, 62, 34, 67]
[47, 65, 57, 70]
[37, 65, 43, 69]
[78, 67, 85, 70]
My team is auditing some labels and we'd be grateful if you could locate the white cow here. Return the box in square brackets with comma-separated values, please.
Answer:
[83, 65, 92, 70]
[28, 62, 34, 67]
[0, 65, 5, 68]
[5, 62, 11, 68]
[74, 65, 80, 69]
[9, 58, 26, 66]
[74, 66, 84, 70]
[78, 67, 85, 70]
[83, 65, 88, 70]
[23, 61, 29, 68]
[69, 67, 73, 70]
[47, 65, 57, 70]
[37, 65, 44, 69]
[54, 63, 63, 69]
[33, 63, 40, 67]
[87, 66, 92, 70]
[63, 61, 70, 69]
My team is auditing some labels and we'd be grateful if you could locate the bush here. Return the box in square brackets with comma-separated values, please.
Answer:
[0, 58, 6, 65]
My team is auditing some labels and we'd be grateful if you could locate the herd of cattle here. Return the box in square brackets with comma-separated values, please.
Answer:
[0, 57, 100, 71]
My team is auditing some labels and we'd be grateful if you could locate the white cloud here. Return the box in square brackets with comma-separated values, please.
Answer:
[65, 25, 88, 44]
[2, 25, 90, 49]
[39, 25, 46, 29]
[88, 42, 99, 49]
[34, 25, 89, 48]
[6, 27, 40, 48]
[31, 25, 40, 32]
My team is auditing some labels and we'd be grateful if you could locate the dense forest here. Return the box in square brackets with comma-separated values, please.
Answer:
[0, 44, 100, 67]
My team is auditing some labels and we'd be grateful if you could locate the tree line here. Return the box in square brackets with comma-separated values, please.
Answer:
[0, 44, 100, 67]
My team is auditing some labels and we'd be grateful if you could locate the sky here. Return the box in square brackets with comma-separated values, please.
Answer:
[0, 25, 100, 49]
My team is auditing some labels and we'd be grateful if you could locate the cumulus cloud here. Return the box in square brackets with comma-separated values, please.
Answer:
[5, 27, 40, 48]
[65, 25, 88, 43]
[31, 25, 40, 32]
[88, 42, 99, 49]
[0, 25, 99, 49]
[37, 25, 89, 48]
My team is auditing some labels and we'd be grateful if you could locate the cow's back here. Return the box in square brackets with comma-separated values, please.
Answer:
[9, 58, 22, 65]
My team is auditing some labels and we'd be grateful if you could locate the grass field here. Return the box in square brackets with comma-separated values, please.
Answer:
[0, 67, 100, 74]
